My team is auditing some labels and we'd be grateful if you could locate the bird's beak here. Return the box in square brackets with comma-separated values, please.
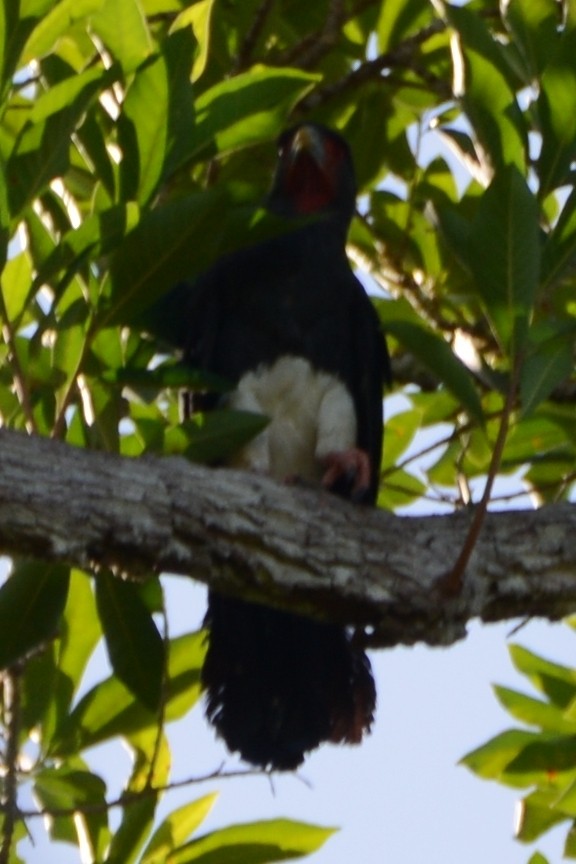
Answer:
[289, 126, 325, 168]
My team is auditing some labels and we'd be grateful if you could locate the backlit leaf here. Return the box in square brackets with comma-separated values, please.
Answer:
[50, 631, 205, 756]
[520, 329, 575, 416]
[21, 0, 104, 64]
[189, 67, 320, 161]
[170, 819, 336, 864]
[467, 166, 539, 353]
[34, 765, 110, 854]
[0, 562, 70, 669]
[95, 571, 165, 712]
[164, 410, 268, 463]
[90, 0, 153, 74]
[141, 795, 218, 864]
[537, 25, 576, 195]
[493, 685, 576, 735]
[445, 4, 527, 172]
[461, 728, 541, 783]
[509, 644, 576, 709]
[104, 796, 157, 864]
[382, 319, 483, 423]
[516, 789, 569, 842]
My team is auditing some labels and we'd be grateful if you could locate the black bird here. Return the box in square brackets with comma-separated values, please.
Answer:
[183, 124, 389, 769]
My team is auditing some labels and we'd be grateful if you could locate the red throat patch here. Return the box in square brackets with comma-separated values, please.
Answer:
[284, 150, 334, 213]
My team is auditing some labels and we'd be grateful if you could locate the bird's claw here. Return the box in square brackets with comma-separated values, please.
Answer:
[320, 448, 371, 501]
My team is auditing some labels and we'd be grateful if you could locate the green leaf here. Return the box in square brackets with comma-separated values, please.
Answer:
[95, 571, 165, 712]
[50, 630, 205, 756]
[141, 795, 218, 864]
[504, 0, 560, 78]
[118, 28, 195, 203]
[520, 329, 575, 416]
[444, 4, 527, 173]
[528, 852, 550, 864]
[162, 26, 197, 178]
[381, 320, 483, 423]
[516, 789, 569, 842]
[20, 642, 58, 736]
[0, 249, 33, 324]
[552, 778, 576, 819]
[21, 0, 104, 64]
[411, 389, 460, 426]
[494, 685, 576, 735]
[503, 411, 575, 469]
[23, 204, 58, 271]
[81, 377, 124, 452]
[0, 0, 23, 90]
[90, 0, 153, 74]
[75, 111, 116, 198]
[34, 765, 110, 855]
[28, 66, 105, 124]
[507, 735, 576, 778]
[103, 189, 227, 327]
[537, 25, 576, 195]
[509, 644, 576, 709]
[7, 67, 112, 217]
[103, 363, 231, 394]
[467, 166, 540, 352]
[189, 66, 320, 161]
[34, 202, 140, 291]
[170, 819, 336, 864]
[0, 562, 70, 669]
[104, 796, 158, 864]
[376, 0, 430, 54]
[434, 200, 474, 273]
[542, 185, 576, 290]
[461, 728, 541, 784]
[566, 824, 576, 860]
[164, 410, 269, 462]
[21, 569, 101, 745]
[0, 164, 8, 270]
[124, 728, 172, 797]
[377, 468, 427, 510]
[50, 569, 102, 734]
[171, 0, 214, 81]
[381, 410, 423, 467]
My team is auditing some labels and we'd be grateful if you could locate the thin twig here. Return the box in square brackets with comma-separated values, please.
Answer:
[298, 18, 449, 110]
[278, 0, 379, 68]
[8, 766, 265, 821]
[0, 666, 23, 864]
[291, 0, 345, 69]
[441, 358, 522, 595]
[1, 321, 37, 434]
[231, 0, 277, 73]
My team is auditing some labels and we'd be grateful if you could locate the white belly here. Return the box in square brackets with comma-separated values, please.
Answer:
[228, 356, 357, 482]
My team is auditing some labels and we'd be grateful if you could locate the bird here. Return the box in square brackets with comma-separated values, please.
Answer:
[180, 123, 389, 770]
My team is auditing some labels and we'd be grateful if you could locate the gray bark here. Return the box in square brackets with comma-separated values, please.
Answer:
[0, 427, 574, 648]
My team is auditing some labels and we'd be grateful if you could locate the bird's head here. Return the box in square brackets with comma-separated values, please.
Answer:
[267, 123, 357, 225]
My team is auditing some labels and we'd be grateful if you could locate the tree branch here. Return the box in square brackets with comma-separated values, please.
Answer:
[0, 428, 575, 649]
[298, 19, 450, 110]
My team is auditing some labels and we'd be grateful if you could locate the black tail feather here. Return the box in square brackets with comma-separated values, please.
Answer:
[201, 592, 375, 770]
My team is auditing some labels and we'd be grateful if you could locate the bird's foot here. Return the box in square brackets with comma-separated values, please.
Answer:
[320, 448, 371, 501]
[284, 473, 309, 487]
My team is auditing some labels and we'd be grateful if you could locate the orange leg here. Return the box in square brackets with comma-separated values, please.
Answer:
[320, 448, 371, 499]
